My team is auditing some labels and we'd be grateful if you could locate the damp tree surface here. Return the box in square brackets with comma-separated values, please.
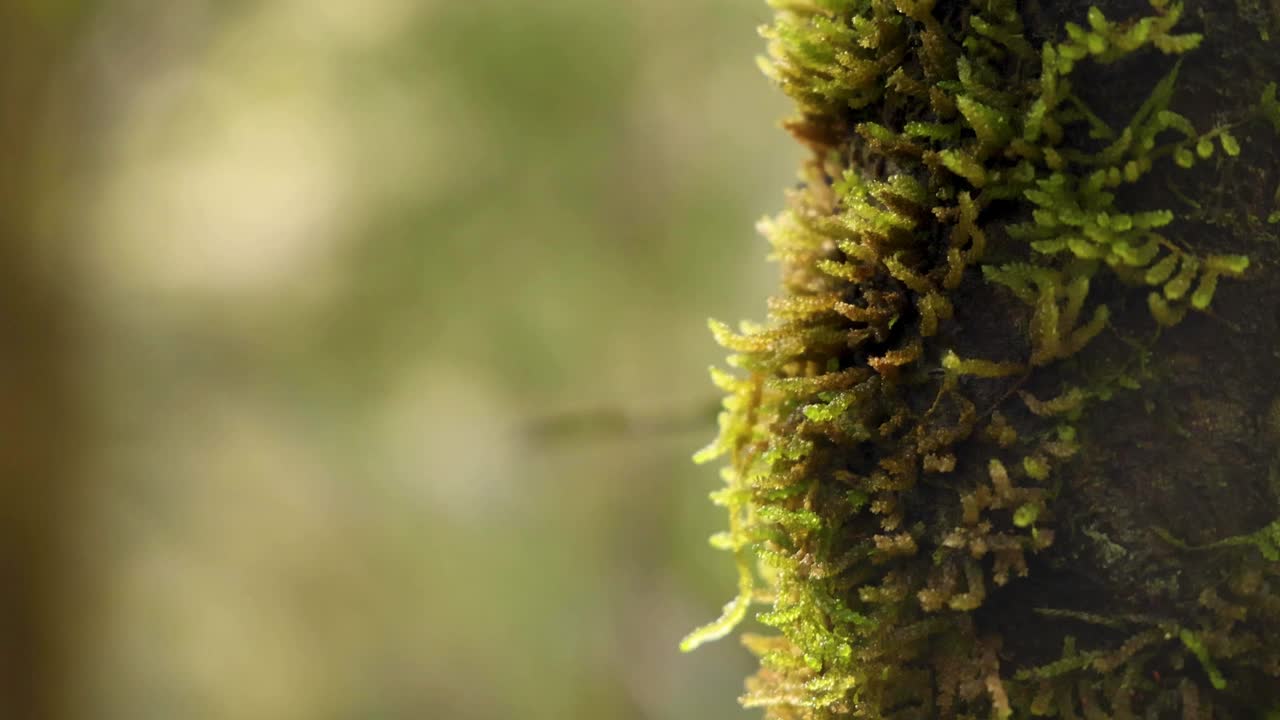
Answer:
[684, 1, 1280, 717]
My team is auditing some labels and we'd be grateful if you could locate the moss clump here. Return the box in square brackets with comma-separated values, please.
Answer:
[686, 1, 1280, 717]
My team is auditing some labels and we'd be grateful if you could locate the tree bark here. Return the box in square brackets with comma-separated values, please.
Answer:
[0, 6, 93, 719]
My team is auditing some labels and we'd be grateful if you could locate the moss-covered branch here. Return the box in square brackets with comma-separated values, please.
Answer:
[687, 0, 1280, 717]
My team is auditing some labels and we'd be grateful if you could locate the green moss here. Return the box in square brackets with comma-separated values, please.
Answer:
[1236, 0, 1280, 40]
[1264, 81, 1280, 133]
[687, 1, 1279, 717]
[1180, 629, 1228, 690]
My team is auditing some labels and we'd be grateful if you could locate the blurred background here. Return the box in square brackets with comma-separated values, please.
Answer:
[1, 1, 801, 719]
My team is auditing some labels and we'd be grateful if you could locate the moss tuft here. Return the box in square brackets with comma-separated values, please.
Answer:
[688, 1, 1280, 717]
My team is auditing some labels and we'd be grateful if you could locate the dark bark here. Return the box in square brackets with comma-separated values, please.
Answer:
[984, 0, 1280, 670]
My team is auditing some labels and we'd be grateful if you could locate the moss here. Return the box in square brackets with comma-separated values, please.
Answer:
[686, 0, 1280, 717]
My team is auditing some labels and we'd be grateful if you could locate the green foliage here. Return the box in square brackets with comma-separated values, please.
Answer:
[689, 1, 1274, 717]
[1263, 82, 1280, 134]
[1179, 629, 1228, 690]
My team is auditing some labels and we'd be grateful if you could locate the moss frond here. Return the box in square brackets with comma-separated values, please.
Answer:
[1263, 82, 1280, 133]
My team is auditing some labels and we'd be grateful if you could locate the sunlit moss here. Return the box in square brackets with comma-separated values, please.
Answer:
[688, 1, 1278, 717]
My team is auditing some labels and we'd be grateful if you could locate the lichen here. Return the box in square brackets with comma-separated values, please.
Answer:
[686, 0, 1280, 717]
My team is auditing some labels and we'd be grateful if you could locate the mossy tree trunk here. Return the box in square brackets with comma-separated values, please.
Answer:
[688, 1, 1280, 717]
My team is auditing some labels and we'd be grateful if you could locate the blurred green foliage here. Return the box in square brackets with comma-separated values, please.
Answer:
[69, 1, 800, 719]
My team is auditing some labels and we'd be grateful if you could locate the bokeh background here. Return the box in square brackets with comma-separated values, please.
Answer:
[3, 2, 804, 719]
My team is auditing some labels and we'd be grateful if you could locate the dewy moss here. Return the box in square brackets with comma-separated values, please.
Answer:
[685, 1, 1280, 717]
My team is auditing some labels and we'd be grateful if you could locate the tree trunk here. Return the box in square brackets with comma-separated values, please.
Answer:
[688, 1, 1280, 717]
[0, 6, 93, 719]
